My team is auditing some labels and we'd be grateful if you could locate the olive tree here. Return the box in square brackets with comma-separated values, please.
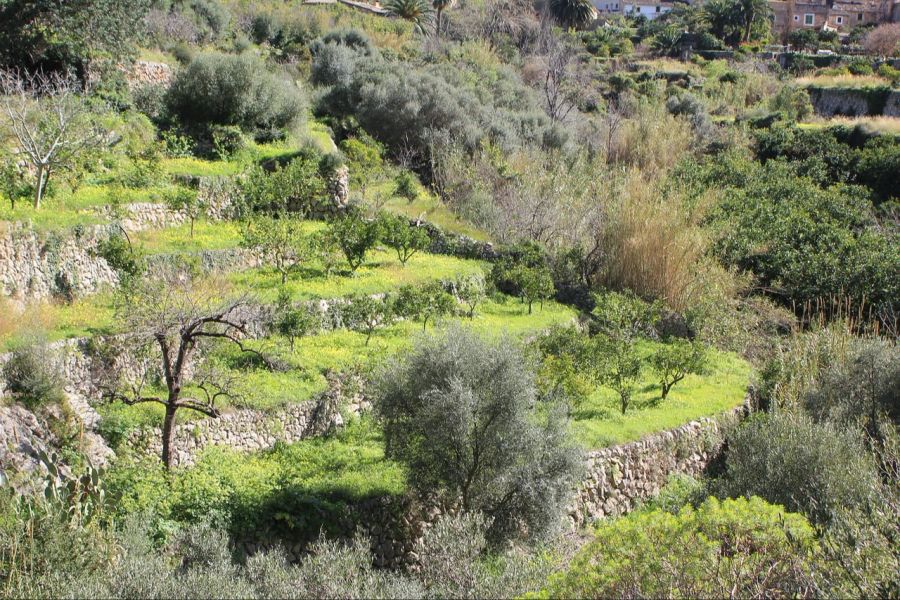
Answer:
[374, 327, 582, 544]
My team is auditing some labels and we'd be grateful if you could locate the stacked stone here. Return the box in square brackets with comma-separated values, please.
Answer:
[569, 401, 749, 526]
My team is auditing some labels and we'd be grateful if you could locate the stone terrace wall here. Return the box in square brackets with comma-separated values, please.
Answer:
[570, 400, 750, 526]
[239, 399, 752, 568]
[807, 86, 900, 117]
[0, 223, 118, 298]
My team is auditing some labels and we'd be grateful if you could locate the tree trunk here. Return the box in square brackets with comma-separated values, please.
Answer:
[33, 164, 47, 209]
[161, 404, 178, 469]
[661, 381, 671, 400]
[436, 8, 443, 37]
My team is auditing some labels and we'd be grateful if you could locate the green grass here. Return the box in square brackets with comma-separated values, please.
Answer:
[134, 220, 244, 254]
[0, 294, 116, 351]
[97, 296, 579, 428]
[230, 243, 488, 302]
[571, 343, 751, 448]
[382, 189, 490, 241]
[105, 416, 407, 540]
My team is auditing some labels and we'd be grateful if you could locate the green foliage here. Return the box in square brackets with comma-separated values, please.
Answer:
[393, 281, 456, 330]
[374, 327, 582, 544]
[451, 271, 487, 318]
[378, 213, 430, 266]
[708, 158, 897, 316]
[491, 243, 555, 314]
[0, 156, 28, 210]
[533, 324, 598, 412]
[539, 497, 820, 598]
[325, 212, 380, 273]
[311, 30, 558, 165]
[163, 187, 203, 238]
[393, 171, 418, 203]
[1, 340, 66, 409]
[342, 294, 392, 345]
[768, 85, 814, 122]
[548, 0, 596, 30]
[241, 215, 316, 284]
[105, 418, 406, 542]
[273, 289, 321, 352]
[591, 291, 661, 414]
[651, 339, 709, 400]
[95, 233, 144, 283]
[718, 411, 881, 524]
[383, 0, 433, 32]
[0, 0, 150, 72]
[165, 52, 304, 135]
[210, 125, 245, 160]
[239, 151, 328, 217]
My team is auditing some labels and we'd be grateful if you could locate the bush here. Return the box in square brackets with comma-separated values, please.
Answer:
[166, 52, 304, 134]
[803, 336, 899, 435]
[311, 30, 557, 165]
[539, 497, 821, 598]
[239, 150, 328, 217]
[718, 412, 881, 524]
[1, 340, 65, 409]
[378, 213, 430, 266]
[374, 327, 582, 544]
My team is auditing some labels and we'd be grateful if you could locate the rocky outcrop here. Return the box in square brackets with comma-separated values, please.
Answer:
[126, 60, 174, 90]
[0, 403, 54, 488]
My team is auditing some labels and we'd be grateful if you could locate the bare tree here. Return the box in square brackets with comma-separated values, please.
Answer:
[98, 275, 259, 469]
[863, 23, 900, 57]
[0, 70, 102, 209]
[538, 30, 582, 123]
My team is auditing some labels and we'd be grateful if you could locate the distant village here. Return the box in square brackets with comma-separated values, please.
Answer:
[593, 0, 900, 41]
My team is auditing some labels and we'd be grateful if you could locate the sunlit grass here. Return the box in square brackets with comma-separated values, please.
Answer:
[796, 73, 894, 89]
[571, 343, 751, 448]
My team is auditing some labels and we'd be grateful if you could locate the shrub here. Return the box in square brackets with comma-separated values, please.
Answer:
[342, 294, 392, 345]
[451, 272, 487, 318]
[718, 412, 881, 524]
[709, 160, 897, 318]
[311, 31, 557, 164]
[166, 52, 304, 134]
[374, 327, 582, 544]
[239, 151, 328, 217]
[241, 215, 316, 284]
[209, 124, 245, 160]
[803, 336, 899, 436]
[2, 340, 66, 409]
[539, 497, 821, 598]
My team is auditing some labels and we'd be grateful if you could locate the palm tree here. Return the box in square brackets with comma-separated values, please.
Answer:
[432, 0, 453, 37]
[384, 0, 434, 34]
[738, 0, 770, 43]
[548, 0, 596, 31]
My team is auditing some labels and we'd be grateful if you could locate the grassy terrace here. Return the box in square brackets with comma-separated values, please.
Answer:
[572, 343, 749, 447]
[99, 295, 580, 429]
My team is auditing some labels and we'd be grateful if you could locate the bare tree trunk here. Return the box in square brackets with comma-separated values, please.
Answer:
[34, 165, 47, 209]
[436, 8, 443, 37]
[161, 404, 178, 469]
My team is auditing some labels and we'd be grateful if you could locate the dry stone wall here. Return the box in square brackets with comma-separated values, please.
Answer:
[807, 86, 900, 117]
[569, 400, 749, 526]
[0, 223, 118, 298]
